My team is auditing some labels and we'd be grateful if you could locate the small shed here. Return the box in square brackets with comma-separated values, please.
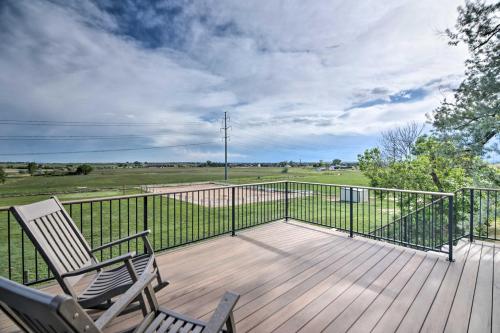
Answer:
[340, 187, 368, 202]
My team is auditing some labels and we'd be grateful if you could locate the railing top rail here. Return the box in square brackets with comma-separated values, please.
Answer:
[460, 187, 500, 192]
[287, 181, 455, 197]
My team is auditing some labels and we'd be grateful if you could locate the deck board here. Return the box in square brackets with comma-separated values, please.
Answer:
[0, 220, 498, 333]
[419, 241, 471, 333]
[468, 243, 494, 332]
[444, 242, 482, 333]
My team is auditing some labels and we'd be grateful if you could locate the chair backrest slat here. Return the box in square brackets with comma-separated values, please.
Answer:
[0, 277, 100, 333]
[11, 198, 94, 290]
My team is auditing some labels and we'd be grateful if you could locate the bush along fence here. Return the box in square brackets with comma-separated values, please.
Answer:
[0, 181, 498, 285]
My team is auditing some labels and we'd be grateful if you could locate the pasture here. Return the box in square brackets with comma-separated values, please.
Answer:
[0, 166, 368, 206]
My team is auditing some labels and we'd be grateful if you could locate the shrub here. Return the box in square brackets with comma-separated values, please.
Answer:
[76, 164, 93, 175]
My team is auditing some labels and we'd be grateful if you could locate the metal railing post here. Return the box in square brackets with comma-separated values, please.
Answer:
[469, 188, 474, 242]
[285, 182, 289, 221]
[143, 196, 148, 253]
[448, 196, 454, 262]
[231, 187, 236, 236]
[403, 216, 407, 244]
[349, 187, 354, 237]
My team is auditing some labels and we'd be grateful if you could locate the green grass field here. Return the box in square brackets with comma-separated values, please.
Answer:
[0, 166, 369, 206]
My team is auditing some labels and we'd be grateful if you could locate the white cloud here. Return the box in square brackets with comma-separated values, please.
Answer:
[0, 0, 468, 162]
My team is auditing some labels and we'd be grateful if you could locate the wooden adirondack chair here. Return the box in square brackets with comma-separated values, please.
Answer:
[0, 275, 239, 333]
[10, 197, 168, 310]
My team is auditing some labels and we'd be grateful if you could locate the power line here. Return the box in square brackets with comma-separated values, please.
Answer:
[0, 135, 151, 138]
[0, 142, 216, 156]
[0, 135, 153, 141]
[0, 119, 209, 127]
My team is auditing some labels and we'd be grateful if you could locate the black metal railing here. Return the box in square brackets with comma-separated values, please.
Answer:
[455, 187, 499, 242]
[1, 181, 498, 285]
[286, 182, 455, 260]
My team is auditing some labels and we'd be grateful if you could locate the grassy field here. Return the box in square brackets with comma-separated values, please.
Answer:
[0, 166, 368, 206]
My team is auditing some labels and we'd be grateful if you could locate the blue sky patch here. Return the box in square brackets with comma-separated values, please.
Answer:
[347, 87, 428, 110]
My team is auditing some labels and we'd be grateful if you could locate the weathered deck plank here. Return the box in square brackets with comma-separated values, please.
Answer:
[0, 220, 498, 333]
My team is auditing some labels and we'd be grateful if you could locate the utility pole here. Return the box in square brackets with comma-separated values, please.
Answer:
[221, 112, 230, 181]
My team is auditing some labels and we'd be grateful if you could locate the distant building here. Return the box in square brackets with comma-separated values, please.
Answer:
[340, 187, 368, 202]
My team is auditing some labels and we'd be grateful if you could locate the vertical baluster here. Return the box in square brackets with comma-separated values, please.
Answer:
[135, 197, 138, 252]
[197, 190, 200, 241]
[90, 202, 94, 253]
[174, 193, 177, 244]
[486, 190, 490, 239]
[159, 195, 163, 248]
[7, 211, 11, 280]
[109, 200, 112, 258]
[448, 195, 454, 262]
[167, 194, 170, 247]
[179, 192, 182, 244]
[99, 201, 103, 260]
[119, 199, 122, 254]
[127, 198, 130, 253]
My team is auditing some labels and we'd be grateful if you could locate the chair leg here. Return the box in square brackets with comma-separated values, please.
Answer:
[225, 313, 236, 333]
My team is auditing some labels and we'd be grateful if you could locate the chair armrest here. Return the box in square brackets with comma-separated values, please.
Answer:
[91, 230, 151, 253]
[61, 252, 135, 278]
[204, 292, 240, 333]
[94, 271, 158, 330]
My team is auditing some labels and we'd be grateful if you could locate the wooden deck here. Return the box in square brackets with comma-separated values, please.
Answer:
[1, 220, 499, 333]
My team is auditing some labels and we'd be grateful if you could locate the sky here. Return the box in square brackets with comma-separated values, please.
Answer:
[0, 0, 469, 163]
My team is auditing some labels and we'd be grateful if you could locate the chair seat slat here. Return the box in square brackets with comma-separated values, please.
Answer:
[168, 319, 185, 333]
[145, 313, 167, 333]
[191, 326, 203, 333]
[155, 316, 176, 333]
[179, 322, 194, 333]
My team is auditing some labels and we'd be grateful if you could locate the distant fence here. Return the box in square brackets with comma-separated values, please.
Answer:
[0, 181, 498, 285]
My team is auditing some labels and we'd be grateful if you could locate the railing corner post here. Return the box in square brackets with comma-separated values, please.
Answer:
[231, 186, 236, 236]
[469, 188, 474, 243]
[285, 181, 289, 221]
[349, 187, 354, 238]
[448, 195, 454, 262]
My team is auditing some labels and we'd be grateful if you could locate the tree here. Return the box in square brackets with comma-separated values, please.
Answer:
[0, 166, 6, 184]
[332, 159, 342, 165]
[380, 122, 424, 161]
[359, 135, 498, 192]
[76, 164, 93, 175]
[27, 162, 38, 175]
[430, 0, 499, 156]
